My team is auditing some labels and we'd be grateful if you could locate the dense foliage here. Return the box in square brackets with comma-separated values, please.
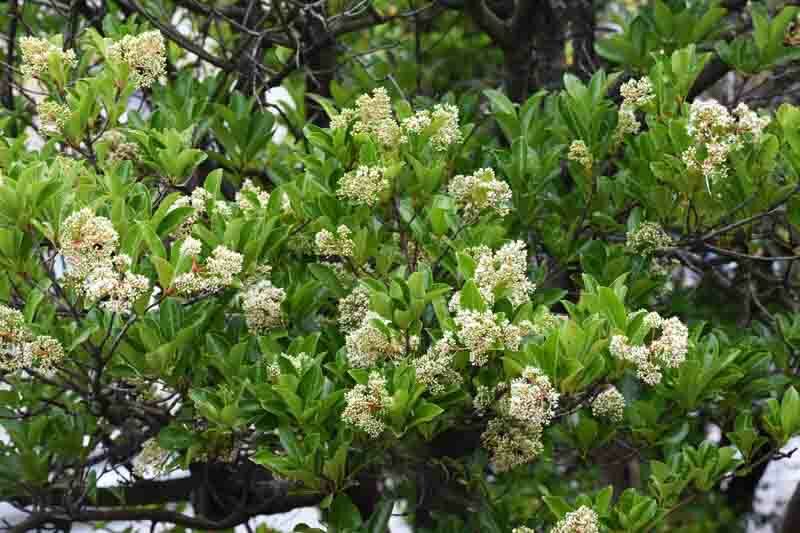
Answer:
[2, 0, 800, 532]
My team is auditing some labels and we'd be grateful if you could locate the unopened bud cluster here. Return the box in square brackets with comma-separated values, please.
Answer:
[448, 168, 513, 218]
[107, 31, 167, 88]
[626, 221, 672, 255]
[568, 140, 593, 171]
[0, 305, 65, 373]
[481, 417, 544, 473]
[342, 372, 392, 438]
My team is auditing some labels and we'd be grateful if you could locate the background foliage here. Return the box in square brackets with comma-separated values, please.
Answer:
[2, 0, 800, 532]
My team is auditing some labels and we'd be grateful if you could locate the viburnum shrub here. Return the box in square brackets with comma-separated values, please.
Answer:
[3, 1, 800, 532]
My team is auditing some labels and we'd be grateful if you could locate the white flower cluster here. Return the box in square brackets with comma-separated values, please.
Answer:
[567, 140, 593, 171]
[241, 278, 285, 334]
[448, 168, 512, 218]
[414, 332, 462, 395]
[481, 418, 544, 473]
[471, 241, 535, 307]
[37, 101, 70, 135]
[84, 255, 150, 314]
[107, 31, 167, 88]
[173, 245, 243, 296]
[338, 286, 371, 332]
[452, 308, 528, 366]
[168, 188, 212, 238]
[508, 367, 559, 430]
[512, 528, 535, 533]
[615, 77, 655, 142]
[337, 165, 389, 207]
[609, 312, 688, 385]
[550, 506, 600, 533]
[315, 226, 355, 257]
[20, 36, 77, 78]
[331, 88, 461, 151]
[592, 386, 625, 422]
[0, 305, 65, 373]
[60, 209, 149, 314]
[345, 312, 411, 368]
[236, 179, 270, 215]
[682, 100, 770, 184]
[180, 236, 203, 257]
[132, 438, 170, 479]
[625, 221, 672, 255]
[342, 372, 392, 438]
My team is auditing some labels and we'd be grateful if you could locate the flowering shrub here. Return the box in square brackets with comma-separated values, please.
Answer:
[3, 1, 800, 533]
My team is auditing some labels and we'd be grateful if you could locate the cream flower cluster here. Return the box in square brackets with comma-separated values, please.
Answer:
[0, 305, 65, 373]
[471, 241, 535, 307]
[236, 179, 271, 215]
[61, 208, 119, 280]
[682, 100, 770, 184]
[481, 418, 544, 473]
[132, 438, 170, 479]
[84, 255, 150, 314]
[345, 312, 411, 368]
[592, 386, 626, 422]
[107, 31, 167, 88]
[37, 101, 70, 135]
[173, 245, 243, 296]
[626, 221, 672, 255]
[550, 506, 600, 533]
[338, 286, 371, 332]
[315, 226, 355, 257]
[448, 168, 512, 218]
[610, 312, 688, 385]
[508, 367, 560, 430]
[413, 332, 462, 395]
[567, 140, 593, 171]
[168, 188, 212, 238]
[331, 88, 462, 151]
[241, 278, 285, 334]
[20, 36, 77, 78]
[342, 372, 392, 438]
[337, 165, 389, 207]
[60, 209, 149, 314]
[512, 528, 534, 533]
[452, 308, 529, 366]
[615, 77, 655, 142]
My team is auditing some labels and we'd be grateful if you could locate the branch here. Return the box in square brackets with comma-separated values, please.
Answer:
[463, 0, 509, 48]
